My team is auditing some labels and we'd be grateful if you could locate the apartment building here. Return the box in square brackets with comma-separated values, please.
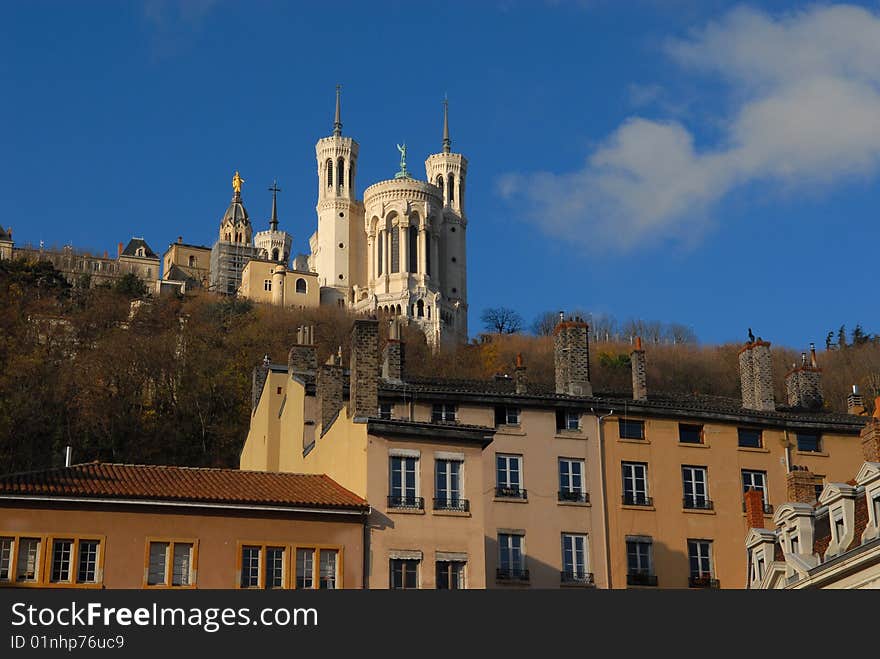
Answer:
[0, 463, 368, 589]
[241, 317, 867, 589]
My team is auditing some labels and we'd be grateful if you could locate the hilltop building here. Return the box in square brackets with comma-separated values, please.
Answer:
[241, 318, 868, 589]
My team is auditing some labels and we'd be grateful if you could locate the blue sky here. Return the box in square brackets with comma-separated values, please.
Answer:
[3, 1, 880, 347]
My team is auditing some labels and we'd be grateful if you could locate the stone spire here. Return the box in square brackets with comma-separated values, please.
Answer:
[333, 84, 342, 137]
[442, 97, 451, 154]
[268, 179, 281, 232]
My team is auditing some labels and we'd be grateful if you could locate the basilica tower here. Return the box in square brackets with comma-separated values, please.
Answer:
[309, 86, 365, 306]
[424, 100, 468, 341]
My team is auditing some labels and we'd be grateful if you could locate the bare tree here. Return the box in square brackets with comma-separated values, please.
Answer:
[481, 307, 524, 334]
[531, 311, 559, 336]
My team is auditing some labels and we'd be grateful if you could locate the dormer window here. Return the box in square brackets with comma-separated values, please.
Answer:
[833, 511, 845, 543]
[874, 495, 880, 527]
[790, 532, 799, 555]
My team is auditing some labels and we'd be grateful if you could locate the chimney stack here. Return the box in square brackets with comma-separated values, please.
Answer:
[350, 318, 379, 418]
[288, 325, 317, 375]
[744, 488, 765, 529]
[381, 320, 405, 381]
[847, 385, 866, 416]
[515, 353, 527, 395]
[738, 337, 775, 411]
[317, 349, 344, 433]
[786, 467, 823, 504]
[554, 314, 592, 396]
[785, 343, 823, 410]
[117, 242, 123, 258]
[177, 236, 183, 244]
[252, 358, 271, 412]
[631, 336, 647, 401]
[860, 398, 880, 462]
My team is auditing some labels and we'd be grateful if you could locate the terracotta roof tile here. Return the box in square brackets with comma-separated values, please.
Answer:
[0, 463, 368, 511]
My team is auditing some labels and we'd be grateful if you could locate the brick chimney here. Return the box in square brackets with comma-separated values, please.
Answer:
[515, 353, 527, 395]
[317, 349, 344, 433]
[381, 320, 405, 381]
[786, 467, 823, 504]
[350, 317, 379, 419]
[288, 325, 317, 375]
[631, 336, 647, 401]
[738, 338, 775, 412]
[785, 344, 823, 410]
[251, 354, 271, 412]
[861, 398, 880, 462]
[847, 385, 866, 416]
[744, 488, 766, 529]
[554, 313, 592, 396]
[117, 242, 124, 258]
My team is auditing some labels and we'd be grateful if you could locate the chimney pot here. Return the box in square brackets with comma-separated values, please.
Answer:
[515, 353, 527, 395]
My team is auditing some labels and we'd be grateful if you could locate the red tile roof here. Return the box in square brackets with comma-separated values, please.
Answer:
[0, 463, 368, 512]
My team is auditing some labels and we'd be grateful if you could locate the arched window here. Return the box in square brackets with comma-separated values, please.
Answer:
[425, 233, 431, 276]
[326, 159, 333, 188]
[396, 304, 401, 315]
[348, 165, 353, 190]
[337, 158, 345, 191]
[408, 225, 417, 272]
[448, 174, 455, 203]
[377, 232, 383, 275]
[390, 224, 400, 273]
[417, 299, 424, 317]
[272, 248, 279, 261]
[437, 175, 445, 201]
[295, 278, 307, 294]
[188, 255, 196, 267]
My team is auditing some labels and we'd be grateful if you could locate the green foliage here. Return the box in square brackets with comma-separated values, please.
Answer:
[113, 272, 148, 299]
[598, 352, 631, 369]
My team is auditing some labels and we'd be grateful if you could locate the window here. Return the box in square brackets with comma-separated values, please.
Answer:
[408, 225, 418, 273]
[738, 428, 763, 448]
[742, 470, 770, 513]
[558, 458, 587, 503]
[797, 432, 822, 453]
[296, 548, 314, 589]
[561, 534, 590, 584]
[319, 549, 338, 589]
[494, 406, 520, 427]
[874, 495, 880, 528]
[295, 278, 307, 294]
[390, 226, 400, 273]
[435, 459, 466, 510]
[687, 540, 716, 587]
[790, 531, 800, 555]
[497, 534, 527, 581]
[496, 454, 525, 499]
[618, 419, 645, 440]
[378, 403, 392, 420]
[51, 539, 73, 583]
[263, 279, 271, 291]
[0, 537, 12, 582]
[389, 455, 421, 508]
[756, 554, 766, 581]
[833, 513, 845, 544]
[188, 255, 196, 268]
[622, 462, 650, 505]
[146, 540, 195, 587]
[626, 538, 656, 586]
[682, 466, 711, 509]
[436, 561, 465, 589]
[432, 404, 457, 423]
[679, 423, 703, 444]
[77, 540, 99, 584]
[16, 538, 41, 583]
[390, 559, 419, 589]
[556, 409, 580, 432]
[239, 545, 286, 589]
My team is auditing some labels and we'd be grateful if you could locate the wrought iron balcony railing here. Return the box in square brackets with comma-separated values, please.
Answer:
[558, 490, 590, 503]
[742, 501, 774, 514]
[561, 571, 594, 586]
[688, 575, 720, 589]
[496, 486, 528, 500]
[433, 497, 470, 512]
[626, 572, 658, 587]
[683, 496, 714, 510]
[387, 495, 424, 510]
[496, 568, 530, 582]
[622, 494, 653, 506]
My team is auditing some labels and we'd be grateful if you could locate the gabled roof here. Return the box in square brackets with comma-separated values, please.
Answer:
[121, 238, 158, 259]
[0, 463, 368, 512]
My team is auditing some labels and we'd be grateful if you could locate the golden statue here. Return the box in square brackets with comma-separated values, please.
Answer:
[232, 171, 245, 194]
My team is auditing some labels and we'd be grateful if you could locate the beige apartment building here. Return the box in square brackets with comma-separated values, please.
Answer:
[238, 259, 319, 310]
[241, 317, 867, 589]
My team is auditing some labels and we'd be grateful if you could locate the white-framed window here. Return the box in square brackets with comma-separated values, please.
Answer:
[561, 533, 589, 583]
[498, 533, 526, 579]
[147, 541, 195, 587]
[752, 549, 766, 582]
[687, 539, 714, 581]
[790, 529, 800, 554]
[626, 538, 654, 577]
[265, 547, 285, 589]
[319, 549, 338, 589]
[436, 560, 466, 589]
[431, 403, 457, 423]
[682, 465, 710, 509]
[742, 470, 768, 508]
[832, 509, 846, 544]
[389, 455, 420, 507]
[496, 454, 524, 498]
[390, 559, 419, 589]
[378, 403, 392, 420]
[51, 539, 74, 583]
[495, 406, 521, 426]
[556, 410, 581, 432]
[873, 494, 880, 528]
[15, 537, 41, 583]
[435, 459, 464, 509]
[622, 462, 649, 505]
[296, 548, 314, 589]
[558, 458, 586, 502]
[240, 546, 262, 588]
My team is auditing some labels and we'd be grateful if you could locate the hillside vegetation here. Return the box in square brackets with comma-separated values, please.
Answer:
[1, 257, 877, 474]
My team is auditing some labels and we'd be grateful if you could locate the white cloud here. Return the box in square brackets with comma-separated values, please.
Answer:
[500, 4, 880, 250]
